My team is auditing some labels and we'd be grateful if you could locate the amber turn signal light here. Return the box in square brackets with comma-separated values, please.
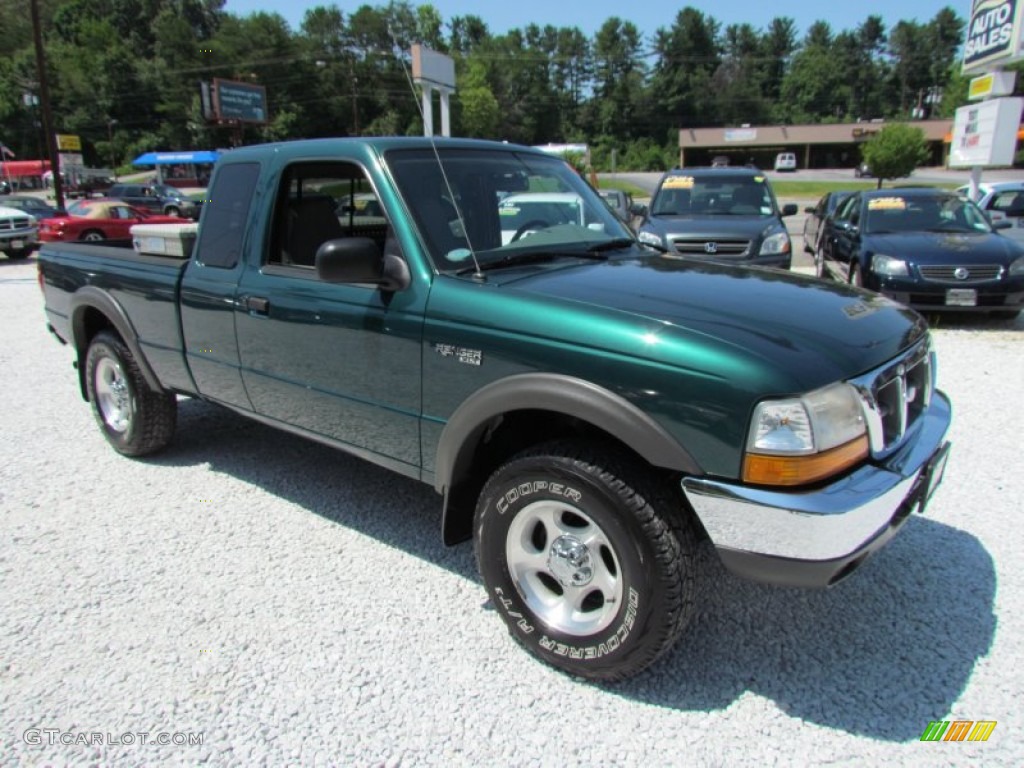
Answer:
[742, 435, 869, 486]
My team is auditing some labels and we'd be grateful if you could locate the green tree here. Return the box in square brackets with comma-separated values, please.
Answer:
[861, 123, 929, 187]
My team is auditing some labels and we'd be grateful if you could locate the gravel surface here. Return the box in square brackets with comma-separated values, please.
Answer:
[2, 256, 1022, 766]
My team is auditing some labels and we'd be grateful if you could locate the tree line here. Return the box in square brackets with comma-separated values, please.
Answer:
[0, 1, 971, 172]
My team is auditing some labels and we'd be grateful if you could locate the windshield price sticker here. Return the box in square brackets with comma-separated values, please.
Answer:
[868, 197, 907, 211]
[754, 176, 765, 183]
[498, 206, 520, 216]
[663, 176, 695, 189]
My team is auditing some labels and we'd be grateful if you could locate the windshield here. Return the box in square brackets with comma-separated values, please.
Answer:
[863, 194, 994, 234]
[651, 174, 776, 217]
[385, 148, 632, 272]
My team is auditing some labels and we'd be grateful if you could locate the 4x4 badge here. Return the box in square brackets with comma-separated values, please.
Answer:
[433, 343, 483, 366]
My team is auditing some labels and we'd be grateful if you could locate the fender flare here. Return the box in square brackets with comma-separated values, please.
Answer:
[69, 286, 164, 399]
[434, 372, 702, 498]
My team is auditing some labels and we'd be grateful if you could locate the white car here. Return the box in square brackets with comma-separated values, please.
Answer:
[773, 152, 797, 172]
[957, 181, 1024, 240]
[0, 204, 39, 260]
[498, 192, 588, 245]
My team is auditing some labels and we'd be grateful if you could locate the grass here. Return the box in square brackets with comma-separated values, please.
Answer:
[596, 178, 648, 197]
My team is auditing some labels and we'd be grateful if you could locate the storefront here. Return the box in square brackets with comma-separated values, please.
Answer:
[131, 151, 221, 187]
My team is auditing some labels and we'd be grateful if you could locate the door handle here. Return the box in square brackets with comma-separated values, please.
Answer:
[246, 296, 270, 314]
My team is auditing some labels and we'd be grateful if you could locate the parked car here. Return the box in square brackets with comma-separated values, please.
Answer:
[0, 195, 66, 219]
[635, 167, 798, 269]
[598, 188, 634, 225]
[773, 152, 797, 172]
[497, 192, 587, 245]
[955, 181, 1024, 237]
[854, 162, 873, 178]
[710, 155, 730, 168]
[0, 180, 11, 195]
[0, 203, 39, 259]
[817, 187, 1024, 318]
[106, 182, 201, 219]
[803, 191, 852, 256]
[37, 198, 182, 242]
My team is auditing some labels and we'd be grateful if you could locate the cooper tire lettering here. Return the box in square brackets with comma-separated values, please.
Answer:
[474, 440, 698, 681]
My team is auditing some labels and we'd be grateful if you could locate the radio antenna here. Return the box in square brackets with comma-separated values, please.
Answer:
[388, 27, 485, 281]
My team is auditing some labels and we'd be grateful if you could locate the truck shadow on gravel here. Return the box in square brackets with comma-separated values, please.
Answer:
[614, 522, 996, 743]
[155, 399, 994, 743]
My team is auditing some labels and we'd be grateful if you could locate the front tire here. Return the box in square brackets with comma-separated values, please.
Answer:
[474, 441, 696, 680]
[85, 330, 177, 456]
[81, 230, 105, 242]
[6, 248, 30, 260]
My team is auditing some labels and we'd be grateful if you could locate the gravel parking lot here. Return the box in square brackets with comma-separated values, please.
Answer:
[2, 254, 1023, 766]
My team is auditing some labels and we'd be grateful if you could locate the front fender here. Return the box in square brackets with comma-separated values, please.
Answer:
[434, 372, 702, 498]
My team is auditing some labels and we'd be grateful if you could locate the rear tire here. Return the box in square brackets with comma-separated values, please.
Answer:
[6, 249, 30, 260]
[81, 230, 105, 242]
[474, 440, 696, 680]
[165, 205, 180, 217]
[85, 330, 176, 456]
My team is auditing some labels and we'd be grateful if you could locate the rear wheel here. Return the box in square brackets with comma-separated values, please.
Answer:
[85, 330, 176, 456]
[474, 440, 697, 680]
[80, 230, 105, 242]
[6, 248, 30, 260]
[165, 205, 180, 217]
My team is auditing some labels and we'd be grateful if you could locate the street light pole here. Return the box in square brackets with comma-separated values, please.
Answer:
[30, 0, 64, 209]
[108, 119, 118, 179]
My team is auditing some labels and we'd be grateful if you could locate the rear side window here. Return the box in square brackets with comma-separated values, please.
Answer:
[194, 162, 259, 269]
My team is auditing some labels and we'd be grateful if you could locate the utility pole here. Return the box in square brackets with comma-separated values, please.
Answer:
[30, 0, 64, 209]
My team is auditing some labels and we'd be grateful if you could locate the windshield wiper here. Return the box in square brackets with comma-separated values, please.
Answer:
[456, 250, 608, 275]
[587, 237, 637, 253]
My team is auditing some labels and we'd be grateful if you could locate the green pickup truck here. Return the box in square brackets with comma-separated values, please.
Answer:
[38, 137, 952, 681]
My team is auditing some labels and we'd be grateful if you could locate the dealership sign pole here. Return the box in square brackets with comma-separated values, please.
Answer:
[956, 0, 1024, 199]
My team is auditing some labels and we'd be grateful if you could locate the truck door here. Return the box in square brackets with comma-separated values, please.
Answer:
[234, 160, 426, 472]
[179, 161, 261, 410]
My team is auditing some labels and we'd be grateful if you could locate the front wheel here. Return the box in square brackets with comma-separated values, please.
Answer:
[165, 205, 180, 217]
[80, 230, 105, 242]
[85, 330, 177, 456]
[474, 441, 696, 680]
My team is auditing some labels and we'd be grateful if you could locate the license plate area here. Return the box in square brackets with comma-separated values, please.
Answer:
[918, 441, 951, 513]
[946, 288, 977, 306]
[10, 239, 23, 249]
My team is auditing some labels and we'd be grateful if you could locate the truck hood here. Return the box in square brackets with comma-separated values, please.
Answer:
[493, 254, 928, 392]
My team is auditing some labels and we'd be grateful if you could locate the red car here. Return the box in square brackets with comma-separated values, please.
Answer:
[37, 199, 182, 242]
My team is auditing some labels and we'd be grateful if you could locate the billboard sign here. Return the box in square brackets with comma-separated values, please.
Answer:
[949, 96, 1024, 167]
[962, 0, 1024, 73]
[213, 79, 268, 124]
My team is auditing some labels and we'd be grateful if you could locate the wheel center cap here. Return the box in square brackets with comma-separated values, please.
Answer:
[548, 535, 593, 587]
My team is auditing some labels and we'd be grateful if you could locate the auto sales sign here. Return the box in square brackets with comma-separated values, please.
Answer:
[962, 0, 1024, 73]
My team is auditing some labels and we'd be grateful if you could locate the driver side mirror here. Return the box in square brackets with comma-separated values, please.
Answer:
[630, 203, 648, 217]
[316, 237, 410, 292]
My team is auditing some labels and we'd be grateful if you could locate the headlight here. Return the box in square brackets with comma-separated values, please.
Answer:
[759, 230, 791, 255]
[1010, 256, 1024, 276]
[638, 230, 664, 249]
[743, 382, 868, 486]
[872, 254, 909, 276]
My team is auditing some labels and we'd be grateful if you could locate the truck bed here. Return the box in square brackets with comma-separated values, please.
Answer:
[38, 241, 195, 394]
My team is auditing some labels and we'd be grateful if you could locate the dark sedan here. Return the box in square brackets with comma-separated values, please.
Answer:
[0, 195, 66, 219]
[818, 187, 1024, 318]
[802, 191, 851, 259]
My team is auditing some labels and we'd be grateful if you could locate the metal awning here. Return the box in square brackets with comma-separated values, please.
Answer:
[132, 151, 220, 166]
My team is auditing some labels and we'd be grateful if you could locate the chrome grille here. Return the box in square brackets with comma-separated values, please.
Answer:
[0, 216, 34, 232]
[918, 264, 1002, 283]
[850, 338, 933, 456]
[670, 237, 750, 256]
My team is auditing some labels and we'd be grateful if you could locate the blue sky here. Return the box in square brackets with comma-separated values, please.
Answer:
[222, 0, 966, 40]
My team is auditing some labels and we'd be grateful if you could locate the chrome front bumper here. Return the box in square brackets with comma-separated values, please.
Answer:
[681, 390, 952, 587]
